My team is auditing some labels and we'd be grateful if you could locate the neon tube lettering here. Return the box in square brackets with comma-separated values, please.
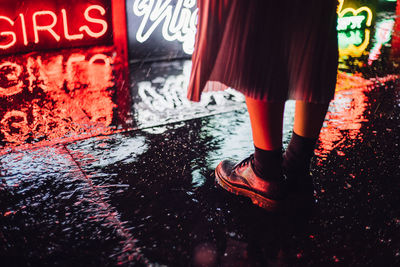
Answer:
[133, 0, 170, 42]
[337, 0, 373, 31]
[339, 29, 370, 58]
[132, 0, 197, 54]
[33, 11, 61, 43]
[0, 16, 17, 49]
[338, 16, 367, 31]
[19, 14, 29, 46]
[61, 9, 84, 40]
[79, 5, 108, 38]
[339, 30, 363, 48]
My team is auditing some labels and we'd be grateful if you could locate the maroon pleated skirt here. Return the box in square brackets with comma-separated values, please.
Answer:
[187, 0, 339, 103]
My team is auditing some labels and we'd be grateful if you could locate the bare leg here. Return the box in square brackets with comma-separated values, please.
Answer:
[293, 101, 329, 138]
[245, 96, 285, 179]
[245, 96, 285, 151]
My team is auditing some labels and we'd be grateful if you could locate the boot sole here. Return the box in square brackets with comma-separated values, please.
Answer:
[215, 168, 279, 211]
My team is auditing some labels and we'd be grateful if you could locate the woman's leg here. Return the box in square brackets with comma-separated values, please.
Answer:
[245, 97, 285, 179]
[214, 96, 287, 210]
[293, 101, 329, 139]
[246, 97, 284, 151]
[284, 101, 330, 175]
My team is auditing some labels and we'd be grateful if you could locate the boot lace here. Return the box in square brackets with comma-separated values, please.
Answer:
[233, 154, 254, 169]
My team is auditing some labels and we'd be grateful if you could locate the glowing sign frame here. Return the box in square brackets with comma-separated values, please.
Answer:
[338, 29, 371, 58]
[337, 0, 373, 31]
[132, 0, 197, 55]
[126, 0, 198, 62]
[0, 0, 113, 56]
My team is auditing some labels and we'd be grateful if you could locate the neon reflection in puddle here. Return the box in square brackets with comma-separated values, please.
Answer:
[0, 47, 118, 148]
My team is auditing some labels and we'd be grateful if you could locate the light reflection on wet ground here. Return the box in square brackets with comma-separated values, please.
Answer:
[130, 60, 246, 128]
[0, 47, 117, 149]
[1, 8, 400, 267]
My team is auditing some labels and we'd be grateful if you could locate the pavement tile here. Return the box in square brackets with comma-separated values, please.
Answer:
[0, 145, 147, 266]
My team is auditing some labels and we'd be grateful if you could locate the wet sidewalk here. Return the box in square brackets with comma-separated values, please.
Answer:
[1, 74, 400, 266]
[1, 9, 400, 267]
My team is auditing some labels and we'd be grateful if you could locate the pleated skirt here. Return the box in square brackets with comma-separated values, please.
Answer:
[187, 0, 339, 103]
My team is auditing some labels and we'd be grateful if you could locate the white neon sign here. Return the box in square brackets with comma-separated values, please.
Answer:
[338, 29, 370, 58]
[132, 0, 198, 54]
[337, 0, 373, 31]
[337, 15, 368, 31]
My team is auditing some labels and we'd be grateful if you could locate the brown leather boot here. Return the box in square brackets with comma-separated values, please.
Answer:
[215, 155, 287, 211]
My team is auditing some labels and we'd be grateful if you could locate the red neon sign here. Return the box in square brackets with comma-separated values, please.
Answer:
[0, 0, 113, 55]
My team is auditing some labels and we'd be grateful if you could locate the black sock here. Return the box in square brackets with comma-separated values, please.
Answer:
[283, 132, 317, 175]
[253, 146, 283, 180]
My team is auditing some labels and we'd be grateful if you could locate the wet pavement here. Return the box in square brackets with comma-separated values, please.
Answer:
[1, 6, 400, 267]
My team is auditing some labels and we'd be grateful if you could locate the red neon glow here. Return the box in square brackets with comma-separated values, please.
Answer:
[89, 53, 111, 65]
[0, 48, 117, 147]
[33, 11, 61, 43]
[0, 0, 131, 148]
[0, 62, 23, 97]
[0, 1, 112, 55]
[0, 16, 16, 49]
[79, 5, 108, 38]
[391, 1, 400, 60]
[317, 73, 369, 158]
[61, 9, 84, 40]
[317, 72, 400, 158]
[19, 14, 29, 46]
[0, 110, 29, 143]
[111, 0, 131, 128]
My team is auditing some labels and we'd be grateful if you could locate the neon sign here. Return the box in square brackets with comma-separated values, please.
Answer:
[0, 0, 112, 56]
[132, 0, 197, 54]
[127, 0, 197, 61]
[337, 0, 373, 31]
[338, 29, 371, 58]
